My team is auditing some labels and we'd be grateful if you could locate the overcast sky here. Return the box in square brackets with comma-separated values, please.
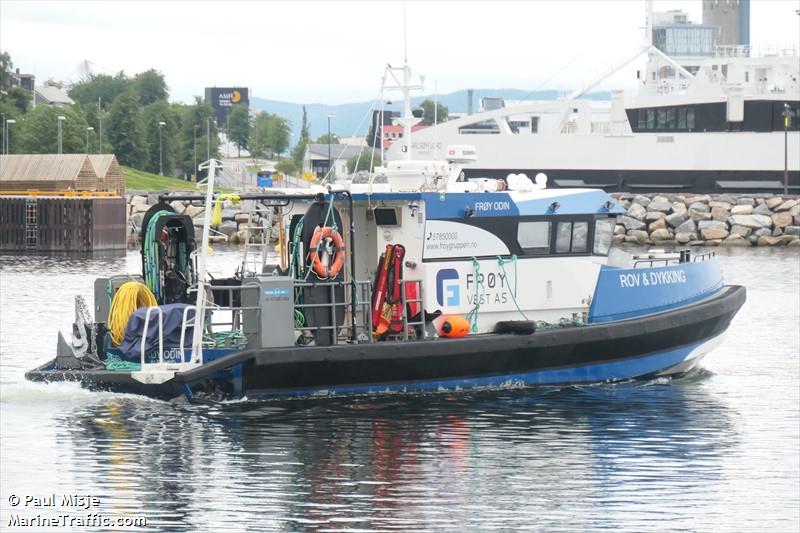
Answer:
[2, 0, 798, 104]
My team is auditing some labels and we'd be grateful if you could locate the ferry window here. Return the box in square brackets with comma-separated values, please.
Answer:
[518, 221, 551, 254]
[572, 222, 588, 252]
[509, 120, 530, 134]
[667, 108, 676, 129]
[458, 119, 500, 135]
[593, 218, 615, 256]
[531, 117, 539, 133]
[678, 108, 687, 129]
[657, 109, 667, 129]
[637, 109, 646, 129]
[555, 222, 572, 253]
[647, 109, 656, 129]
[687, 108, 696, 129]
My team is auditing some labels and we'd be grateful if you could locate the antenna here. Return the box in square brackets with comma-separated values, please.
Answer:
[403, 1, 408, 64]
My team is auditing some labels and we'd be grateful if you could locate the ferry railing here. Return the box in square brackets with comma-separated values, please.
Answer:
[186, 282, 262, 356]
[293, 280, 373, 345]
[633, 249, 715, 268]
[691, 251, 715, 262]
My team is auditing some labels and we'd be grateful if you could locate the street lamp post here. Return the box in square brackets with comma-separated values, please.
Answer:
[57, 115, 65, 154]
[206, 117, 211, 161]
[226, 114, 231, 158]
[327, 113, 335, 180]
[193, 124, 199, 182]
[1, 113, 5, 155]
[86, 126, 94, 154]
[6, 119, 16, 154]
[782, 103, 795, 196]
[158, 121, 166, 176]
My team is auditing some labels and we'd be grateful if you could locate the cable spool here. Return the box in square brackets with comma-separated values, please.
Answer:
[107, 282, 158, 346]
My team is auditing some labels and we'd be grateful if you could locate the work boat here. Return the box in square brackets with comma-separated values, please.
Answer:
[26, 66, 745, 401]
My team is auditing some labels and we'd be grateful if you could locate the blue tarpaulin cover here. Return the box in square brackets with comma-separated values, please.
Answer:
[119, 304, 195, 361]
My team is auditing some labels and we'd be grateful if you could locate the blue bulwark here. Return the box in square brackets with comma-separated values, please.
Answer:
[589, 259, 724, 323]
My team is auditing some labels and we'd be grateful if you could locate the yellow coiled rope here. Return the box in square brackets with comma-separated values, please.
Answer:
[107, 282, 158, 346]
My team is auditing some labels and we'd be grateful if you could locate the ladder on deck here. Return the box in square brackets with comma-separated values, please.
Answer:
[241, 206, 274, 275]
[24, 199, 38, 249]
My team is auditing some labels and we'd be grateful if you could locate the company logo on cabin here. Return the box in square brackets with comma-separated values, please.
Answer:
[436, 269, 460, 307]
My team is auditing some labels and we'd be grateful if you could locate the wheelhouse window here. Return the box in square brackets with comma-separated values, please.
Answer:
[555, 221, 589, 254]
[593, 218, 615, 256]
[517, 221, 551, 254]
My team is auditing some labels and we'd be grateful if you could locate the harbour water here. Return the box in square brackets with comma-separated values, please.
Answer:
[1, 247, 798, 532]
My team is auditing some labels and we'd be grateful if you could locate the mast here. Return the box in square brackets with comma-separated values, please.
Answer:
[191, 158, 218, 365]
[382, 63, 423, 160]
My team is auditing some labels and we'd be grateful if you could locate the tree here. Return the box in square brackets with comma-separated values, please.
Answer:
[0, 50, 13, 89]
[347, 149, 379, 174]
[275, 157, 296, 175]
[419, 99, 448, 125]
[1, 86, 32, 115]
[291, 139, 307, 170]
[18, 105, 89, 154]
[68, 72, 129, 109]
[315, 133, 339, 144]
[133, 69, 168, 106]
[107, 91, 146, 168]
[299, 105, 309, 141]
[250, 112, 290, 158]
[290, 105, 310, 168]
[227, 104, 251, 157]
[175, 98, 219, 178]
[141, 100, 179, 175]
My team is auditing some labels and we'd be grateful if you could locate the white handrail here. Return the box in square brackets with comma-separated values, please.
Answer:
[140, 306, 164, 365]
[179, 305, 197, 364]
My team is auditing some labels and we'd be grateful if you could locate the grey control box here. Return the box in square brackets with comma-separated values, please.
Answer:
[241, 275, 295, 349]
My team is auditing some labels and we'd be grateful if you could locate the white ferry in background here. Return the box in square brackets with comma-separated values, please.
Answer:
[388, 9, 799, 194]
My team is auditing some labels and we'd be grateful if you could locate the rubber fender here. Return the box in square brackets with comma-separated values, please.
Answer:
[433, 315, 470, 338]
[494, 320, 536, 335]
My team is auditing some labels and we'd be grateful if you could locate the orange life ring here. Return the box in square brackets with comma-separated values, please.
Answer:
[309, 226, 346, 279]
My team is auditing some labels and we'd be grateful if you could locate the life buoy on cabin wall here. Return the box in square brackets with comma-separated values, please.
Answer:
[309, 226, 346, 279]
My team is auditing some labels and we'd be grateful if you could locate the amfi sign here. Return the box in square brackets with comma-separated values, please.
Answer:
[204, 87, 250, 125]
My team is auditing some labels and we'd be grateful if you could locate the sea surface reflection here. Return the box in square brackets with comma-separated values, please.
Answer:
[1, 247, 798, 532]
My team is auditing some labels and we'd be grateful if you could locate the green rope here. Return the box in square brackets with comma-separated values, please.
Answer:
[203, 331, 248, 349]
[496, 255, 529, 321]
[104, 353, 141, 371]
[465, 257, 484, 333]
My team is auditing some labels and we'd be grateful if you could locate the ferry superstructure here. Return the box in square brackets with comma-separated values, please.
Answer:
[387, 41, 799, 193]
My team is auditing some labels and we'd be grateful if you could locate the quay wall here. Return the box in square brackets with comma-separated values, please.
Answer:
[610, 193, 800, 248]
[123, 191, 800, 249]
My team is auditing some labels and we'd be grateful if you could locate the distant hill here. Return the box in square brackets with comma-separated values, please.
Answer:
[250, 88, 611, 140]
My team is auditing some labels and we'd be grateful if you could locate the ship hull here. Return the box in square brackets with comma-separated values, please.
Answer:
[25, 285, 746, 400]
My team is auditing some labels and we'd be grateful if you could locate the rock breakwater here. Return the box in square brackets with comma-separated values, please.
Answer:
[611, 193, 800, 247]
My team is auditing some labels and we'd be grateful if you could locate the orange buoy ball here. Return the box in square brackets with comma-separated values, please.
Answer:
[434, 315, 471, 338]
